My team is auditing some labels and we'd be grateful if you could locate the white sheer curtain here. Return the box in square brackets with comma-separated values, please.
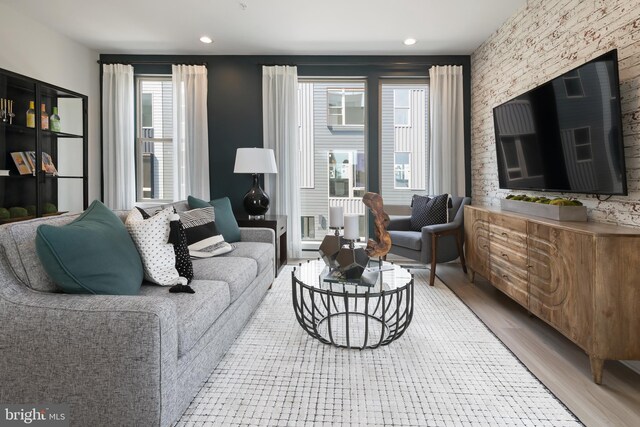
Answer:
[428, 65, 465, 196]
[102, 64, 135, 210]
[262, 66, 302, 259]
[172, 65, 210, 201]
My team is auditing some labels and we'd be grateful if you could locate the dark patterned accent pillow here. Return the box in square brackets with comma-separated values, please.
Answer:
[178, 207, 234, 258]
[410, 194, 450, 231]
[168, 215, 194, 283]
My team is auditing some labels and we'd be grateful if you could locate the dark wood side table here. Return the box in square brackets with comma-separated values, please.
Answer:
[235, 215, 287, 277]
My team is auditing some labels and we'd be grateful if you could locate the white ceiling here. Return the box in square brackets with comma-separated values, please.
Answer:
[4, 0, 526, 55]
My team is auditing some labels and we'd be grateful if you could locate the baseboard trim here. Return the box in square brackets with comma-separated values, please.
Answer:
[622, 360, 640, 375]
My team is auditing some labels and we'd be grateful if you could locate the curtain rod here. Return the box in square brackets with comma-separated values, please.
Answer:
[97, 60, 207, 66]
[96, 59, 463, 67]
[259, 62, 441, 67]
[98, 60, 457, 67]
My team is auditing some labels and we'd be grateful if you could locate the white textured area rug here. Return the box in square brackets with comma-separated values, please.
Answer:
[177, 266, 581, 426]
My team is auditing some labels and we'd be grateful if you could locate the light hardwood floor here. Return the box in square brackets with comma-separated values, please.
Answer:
[432, 262, 640, 427]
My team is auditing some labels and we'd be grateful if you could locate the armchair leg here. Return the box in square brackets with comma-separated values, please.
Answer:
[430, 233, 438, 286]
[456, 230, 467, 274]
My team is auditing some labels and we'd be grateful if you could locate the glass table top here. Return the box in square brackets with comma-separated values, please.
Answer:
[293, 258, 412, 294]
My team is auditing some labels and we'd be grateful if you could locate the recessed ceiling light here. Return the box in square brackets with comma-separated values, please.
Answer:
[200, 36, 213, 44]
[403, 38, 417, 46]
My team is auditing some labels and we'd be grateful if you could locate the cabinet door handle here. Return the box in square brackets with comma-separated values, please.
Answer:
[501, 232, 508, 237]
[502, 274, 509, 279]
[501, 253, 509, 260]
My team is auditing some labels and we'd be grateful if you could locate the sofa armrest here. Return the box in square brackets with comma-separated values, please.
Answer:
[239, 227, 275, 246]
[388, 216, 412, 231]
[0, 281, 178, 426]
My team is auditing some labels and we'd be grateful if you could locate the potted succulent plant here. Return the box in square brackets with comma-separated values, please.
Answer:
[501, 194, 587, 221]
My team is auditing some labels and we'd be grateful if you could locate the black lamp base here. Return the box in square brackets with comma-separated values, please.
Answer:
[243, 173, 270, 216]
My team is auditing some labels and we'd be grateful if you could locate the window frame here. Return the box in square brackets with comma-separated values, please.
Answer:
[393, 151, 411, 189]
[135, 75, 174, 204]
[326, 88, 365, 128]
[301, 216, 316, 240]
[572, 126, 593, 162]
[563, 69, 584, 98]
[141, 92, 154, 130]
[327, 150, 366, 199]
[394, 88, 411, 127]
[379, 79, 429, 206]
[499, 135, 545, 181]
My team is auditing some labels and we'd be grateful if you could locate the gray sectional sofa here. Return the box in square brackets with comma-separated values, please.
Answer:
[0, 201, 275, 426]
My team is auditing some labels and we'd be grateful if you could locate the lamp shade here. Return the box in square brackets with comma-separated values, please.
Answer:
[234, 148, 278, 174]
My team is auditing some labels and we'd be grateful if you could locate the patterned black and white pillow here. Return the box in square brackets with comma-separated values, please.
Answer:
[178, 207, 234, 258]
[135, 207, 194, 284]
[168, 216, 194, 282]
[410, 194, 450, 231]
[125, 207, 188, 287]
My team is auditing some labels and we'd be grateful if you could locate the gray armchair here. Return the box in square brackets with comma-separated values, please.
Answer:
[387, 196, 471, 286]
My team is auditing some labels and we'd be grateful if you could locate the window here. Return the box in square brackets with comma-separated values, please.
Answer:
[327, 88, 364, 126]
[299, 80, 367, 247]
[563, 70, 584, 97]
[380, 81, 428, 206]
[573, 127, 593, 161]
[141, 93, 153, 129]
[394, 89, 411, 126]
[298, 82, 315, 189]
[328, 150, 365, 198]
[136, 77, 173, 202]
[301, 216, 315, 240]
[394, 152, 411, 188]
[501, 137, 523, 180]
[499, 135, 544, 181]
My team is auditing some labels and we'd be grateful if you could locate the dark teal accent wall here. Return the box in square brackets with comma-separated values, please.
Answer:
[99, 55, 471, 214]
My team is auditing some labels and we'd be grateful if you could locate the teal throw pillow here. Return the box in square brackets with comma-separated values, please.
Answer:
[187, 195, 209, 209]
[188, 195, 241, 243]
[35, 200, 144, 295]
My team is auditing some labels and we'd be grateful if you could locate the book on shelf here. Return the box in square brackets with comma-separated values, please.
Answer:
[10, 152, 32, 175]
[42, 152, 58, 175]
[0, 170, 10, 176]
[10, 151, 58, 175]
[25, 151, 36, 172]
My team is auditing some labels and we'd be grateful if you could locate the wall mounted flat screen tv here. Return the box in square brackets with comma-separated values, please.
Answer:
[493, 49, 627, 195]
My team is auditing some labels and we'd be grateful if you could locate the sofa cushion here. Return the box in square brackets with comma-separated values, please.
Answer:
[126, 208, 185, 287]
[220, 242, 272, 274]
[191, 257, 257, 302]
[188, 196, 241, 243]
[0, 214, 78, 292]
[389, 230, 422, 251]
[135, 207, 194, 283]
[139, 279, 230, 356]
[36, 200, 144, 295]
[178, 207, 233, 257]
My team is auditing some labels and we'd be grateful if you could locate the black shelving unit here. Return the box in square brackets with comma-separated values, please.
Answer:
[0, 68, 88, 224]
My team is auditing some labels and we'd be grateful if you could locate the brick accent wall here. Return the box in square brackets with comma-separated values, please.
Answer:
[471, 0, 640, 226]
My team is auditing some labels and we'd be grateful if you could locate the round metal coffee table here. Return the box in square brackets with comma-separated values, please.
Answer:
[292, 258, 414, 349]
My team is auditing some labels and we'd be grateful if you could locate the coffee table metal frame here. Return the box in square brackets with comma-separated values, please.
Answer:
[292, 259, 414, 349]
